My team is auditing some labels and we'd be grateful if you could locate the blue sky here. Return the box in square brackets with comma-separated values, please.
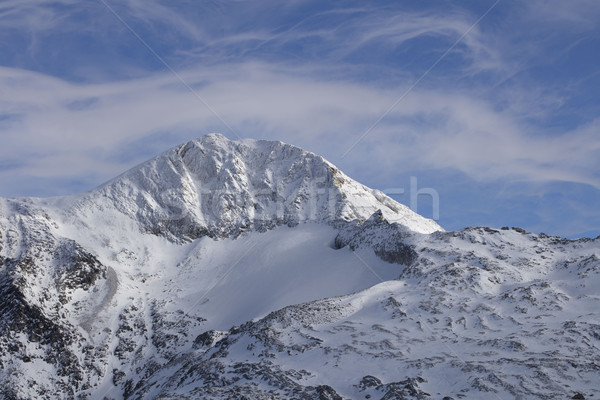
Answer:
[0, 0, 599, 238]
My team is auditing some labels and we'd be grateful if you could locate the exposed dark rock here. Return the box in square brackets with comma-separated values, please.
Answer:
[194, 330, 222, 349]
[357, 375, 383, 390]
[316, 384, 342, 400]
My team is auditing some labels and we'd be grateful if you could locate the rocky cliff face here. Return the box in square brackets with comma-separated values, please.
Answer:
[0, 135, 597, 400]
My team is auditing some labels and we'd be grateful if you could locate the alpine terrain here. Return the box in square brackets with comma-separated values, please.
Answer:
[0, 133, 598, 400]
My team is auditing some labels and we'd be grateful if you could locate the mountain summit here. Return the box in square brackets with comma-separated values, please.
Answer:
[73, 133, 441, 242]
[0, 134, 598, 400]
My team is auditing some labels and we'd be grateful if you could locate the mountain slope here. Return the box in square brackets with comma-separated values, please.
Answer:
[112, 225, 600, 400]
[0, 134, 598, 400]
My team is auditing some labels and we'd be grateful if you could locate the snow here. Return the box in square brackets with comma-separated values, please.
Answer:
[170, 224, 402, 330]
[49, 216, 404, 333]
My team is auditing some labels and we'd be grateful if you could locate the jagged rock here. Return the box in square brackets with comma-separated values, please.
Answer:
[357, 375, 383, 390]
[316, 385, 342, 400]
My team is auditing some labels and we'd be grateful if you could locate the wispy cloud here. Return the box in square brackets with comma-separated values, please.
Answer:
[523, 0, 600, 26]
[0, 1, 509, 79]
[0, 61, 598, 196]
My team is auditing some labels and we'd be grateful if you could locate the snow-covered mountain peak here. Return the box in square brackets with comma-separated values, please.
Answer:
[74, 134, 441, 241]
[1, 135, 598, 400]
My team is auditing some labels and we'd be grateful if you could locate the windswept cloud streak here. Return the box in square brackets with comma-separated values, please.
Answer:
[1, 63, 598, 192]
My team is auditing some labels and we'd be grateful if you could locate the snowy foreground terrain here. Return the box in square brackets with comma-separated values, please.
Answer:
[0, 134, 598, 399]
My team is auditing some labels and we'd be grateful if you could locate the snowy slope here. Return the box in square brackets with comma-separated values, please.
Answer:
[108, 226, 600, 400]
[0, 134, 598, 400]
